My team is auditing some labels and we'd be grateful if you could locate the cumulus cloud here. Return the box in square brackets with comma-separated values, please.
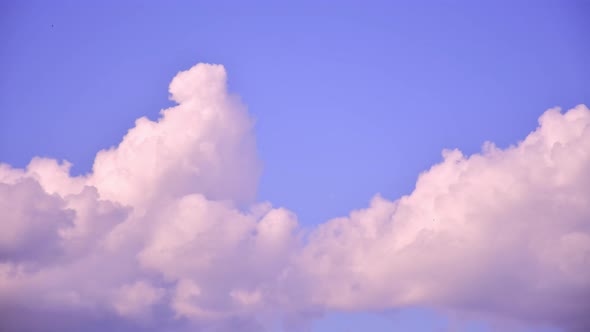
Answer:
[90, 64, 260, 208]
[296, 106, 590, 331]
[0, 63, 589, 332]
[0, 179, 72, 263]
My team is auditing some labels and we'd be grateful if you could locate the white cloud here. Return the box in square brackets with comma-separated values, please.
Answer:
[295, 106, 590, 331]
[0, 63, 588, 332]
[0, 179, 72, 263]
[90, 63, 260, 208]
[113, 280, 165, 319]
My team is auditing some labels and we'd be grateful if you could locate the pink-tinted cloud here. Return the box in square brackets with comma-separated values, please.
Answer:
[0, 63, 588, 332]
[296, 106, 590, 331]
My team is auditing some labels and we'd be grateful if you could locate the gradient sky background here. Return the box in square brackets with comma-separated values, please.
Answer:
[1, 1, 589, 331]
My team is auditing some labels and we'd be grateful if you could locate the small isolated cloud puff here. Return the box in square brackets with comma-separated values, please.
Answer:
[0, 63, 589, 332]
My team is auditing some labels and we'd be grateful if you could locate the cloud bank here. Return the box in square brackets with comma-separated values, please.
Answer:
[1, 63, 589, 332]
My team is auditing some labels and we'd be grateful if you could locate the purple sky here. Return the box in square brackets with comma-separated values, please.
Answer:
[1, 1, 589, 332]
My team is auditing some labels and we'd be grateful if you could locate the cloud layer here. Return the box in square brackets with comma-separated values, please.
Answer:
[1, 63, 589, 332]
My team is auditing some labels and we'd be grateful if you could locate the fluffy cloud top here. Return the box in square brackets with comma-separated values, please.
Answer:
[298, 107, 590, 329]
[91, 64, 260, 208]
[0, 63, 588, 332]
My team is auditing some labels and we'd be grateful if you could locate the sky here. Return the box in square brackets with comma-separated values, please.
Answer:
[0, 1, 589, 332]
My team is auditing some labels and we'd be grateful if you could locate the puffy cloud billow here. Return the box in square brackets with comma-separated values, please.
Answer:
[0, 63, 589, 332]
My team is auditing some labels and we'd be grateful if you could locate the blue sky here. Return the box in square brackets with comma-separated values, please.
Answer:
[1, 1, 589, 331]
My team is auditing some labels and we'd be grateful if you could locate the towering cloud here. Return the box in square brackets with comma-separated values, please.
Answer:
[90, 64, 260, 208]
[0, 63, 588, 332]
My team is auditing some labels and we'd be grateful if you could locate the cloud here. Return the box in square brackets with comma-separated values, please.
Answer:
[0, 63, 589, 332]
[90, 64, 260, 208]
[295, 106, 590, 331]
[0, 179, 72, 263]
